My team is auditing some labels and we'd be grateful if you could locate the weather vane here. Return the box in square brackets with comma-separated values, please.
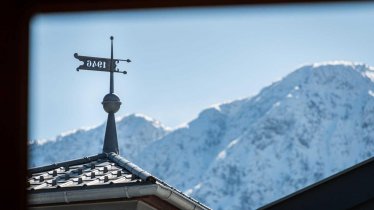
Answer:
[74, 36, 131, 93]
[74, 36, 131, 154]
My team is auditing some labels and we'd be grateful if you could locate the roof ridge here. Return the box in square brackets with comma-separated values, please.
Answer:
[108, 153, 156, 183]
[28, 153, 107, 174]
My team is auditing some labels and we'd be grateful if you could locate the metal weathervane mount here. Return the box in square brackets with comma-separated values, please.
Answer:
[74, 36, 131, 154]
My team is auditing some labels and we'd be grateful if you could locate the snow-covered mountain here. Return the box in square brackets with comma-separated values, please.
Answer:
[30, 61, 374, 210]
[29, 114, 170, 167]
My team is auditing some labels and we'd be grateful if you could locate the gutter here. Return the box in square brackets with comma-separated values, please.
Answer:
[29, 183, 210, 210]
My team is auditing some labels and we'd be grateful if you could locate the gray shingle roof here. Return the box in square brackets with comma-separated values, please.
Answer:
[28, 153, 148, 190]
[28, 153, 211, 210]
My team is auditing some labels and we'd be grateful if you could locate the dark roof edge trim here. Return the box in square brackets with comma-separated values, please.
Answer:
[29, 183, 211, 210]
[154, 178, 212, 210]
[155, 183, 211, 210]
[28, 153, 107, 174]
[258, 156, 374, 209]
[108, 152, 156, 183]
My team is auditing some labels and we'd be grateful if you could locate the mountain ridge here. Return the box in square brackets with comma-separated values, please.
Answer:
[29, 113, 170, 167]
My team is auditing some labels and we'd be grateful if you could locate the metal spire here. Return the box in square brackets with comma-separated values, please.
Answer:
[102, 36, 120, 154]
[74, 36, 131, 155]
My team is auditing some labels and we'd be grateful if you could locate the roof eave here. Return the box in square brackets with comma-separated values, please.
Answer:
[29, 182, 210, 210]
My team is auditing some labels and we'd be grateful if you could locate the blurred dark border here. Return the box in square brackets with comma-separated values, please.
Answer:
[0, 0, 366, 209]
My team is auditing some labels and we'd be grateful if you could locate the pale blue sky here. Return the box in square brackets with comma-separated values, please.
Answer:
[29, 2, 374, 141]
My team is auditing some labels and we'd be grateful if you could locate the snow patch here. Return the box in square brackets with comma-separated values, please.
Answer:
[184, 188, 193, 196]
[217, 150, 226, 160]
[228, 139, 240, 148]
[311, 60, 361, 68]
[364, 71, 374, 82]
[184, 183, 202, 196]
[368, 90, 374, 97]
[210, 103, 222, 111]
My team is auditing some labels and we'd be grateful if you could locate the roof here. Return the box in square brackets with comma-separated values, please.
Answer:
[258, 156, 374, 210]
[28, 152, 211, 210]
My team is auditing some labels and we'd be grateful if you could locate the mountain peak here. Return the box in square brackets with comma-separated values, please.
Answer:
[198, 61, 374, 120]
[29, 113, 170, 167]
[310, 60, 371, 70]
[118, 113, 172, 132]
[264, 61, 374, 98]
[292, 61, 374, 83]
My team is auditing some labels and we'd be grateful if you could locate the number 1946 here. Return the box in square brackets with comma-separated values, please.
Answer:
[86, 60, 107, 69]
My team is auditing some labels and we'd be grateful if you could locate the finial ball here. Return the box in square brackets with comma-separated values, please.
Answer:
[110, 36, 114, 40]
[102, 93, 121, 113]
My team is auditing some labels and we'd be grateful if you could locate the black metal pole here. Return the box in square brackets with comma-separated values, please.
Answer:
[102, 36, 120, 154]
[110, 36, 114, 94]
